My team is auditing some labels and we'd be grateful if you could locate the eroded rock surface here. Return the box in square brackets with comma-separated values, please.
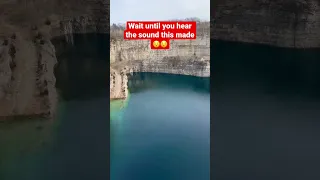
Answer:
[0, 32, 57, 120]
[110, 33, 210, 100]
[0, 0, 109, 120]
[110, 68, 128, 100]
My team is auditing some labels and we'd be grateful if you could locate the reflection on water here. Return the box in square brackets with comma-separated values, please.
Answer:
[110, 93, 130, 121]
[0, 103, 66, 180]
[128, 72, 210, 93]
[111, 72, 210, 180]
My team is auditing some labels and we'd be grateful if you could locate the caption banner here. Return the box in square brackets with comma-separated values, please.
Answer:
[123, 21, 197, 49]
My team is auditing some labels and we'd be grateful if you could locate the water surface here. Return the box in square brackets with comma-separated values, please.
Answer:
[212, 40, 320, 180]
[111, 73, 210, 180]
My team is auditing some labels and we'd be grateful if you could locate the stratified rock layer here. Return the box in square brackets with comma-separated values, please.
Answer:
[213, 0, 320, 48]
[110, 35, 210, 100]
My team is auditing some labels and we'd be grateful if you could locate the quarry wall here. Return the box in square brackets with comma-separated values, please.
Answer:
[0, 0, 109, 119]
[212, 0, 320, 48]
[0, 0, 210, 117]
[109, 28, 210, 100]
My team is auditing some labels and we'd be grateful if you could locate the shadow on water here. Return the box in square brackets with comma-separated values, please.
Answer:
[213, 40, 320, 98]
[0, 33, 110, 180]
[0, 118, 58, 179]
[212, 40, 320, 180]
[128, 72, 210, 93]
[53, 33, 109, 101]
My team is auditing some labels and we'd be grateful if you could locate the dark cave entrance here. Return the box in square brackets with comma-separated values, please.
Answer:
[51, 33, 110, 101]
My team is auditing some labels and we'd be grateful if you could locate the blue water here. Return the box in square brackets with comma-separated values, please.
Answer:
[212, 40, 320, 180]
[0, 73, 209, 180]
[111, 73, 210, 180]
[0, 97, 110, 180]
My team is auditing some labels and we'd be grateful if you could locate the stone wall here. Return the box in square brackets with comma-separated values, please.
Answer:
[212, 0, 320, 48]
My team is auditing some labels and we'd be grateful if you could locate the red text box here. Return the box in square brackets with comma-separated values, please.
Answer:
[123, 21, 197, 49]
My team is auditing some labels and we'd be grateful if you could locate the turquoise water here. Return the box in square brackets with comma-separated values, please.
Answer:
[0, 98, 110, 180]
[0, 72, 209, 180]
[111, 73, 210, 180]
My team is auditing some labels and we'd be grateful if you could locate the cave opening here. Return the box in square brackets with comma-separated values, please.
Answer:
[51, 33, 110, 101]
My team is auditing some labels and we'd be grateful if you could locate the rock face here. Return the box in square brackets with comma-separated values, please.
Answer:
[110, 68, 128, 100]
[0, 0, 209, 118]
[0, 0, 109, 120]
[0, 32, 57, 120]
[110, 33, 210, 100]
[213, 0, 320, 48]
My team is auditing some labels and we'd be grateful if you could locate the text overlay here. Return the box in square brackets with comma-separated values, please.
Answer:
[123, 21, 197, 49]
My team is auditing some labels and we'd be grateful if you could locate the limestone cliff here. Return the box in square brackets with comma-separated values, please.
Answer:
[110, 68, 128, 100]
[110, 26, 210, 99]
[213, 0, 320, 48]
[0, 30, 57, 120]
[0, 0, 209, 118]
[0, 0, 109, 120]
